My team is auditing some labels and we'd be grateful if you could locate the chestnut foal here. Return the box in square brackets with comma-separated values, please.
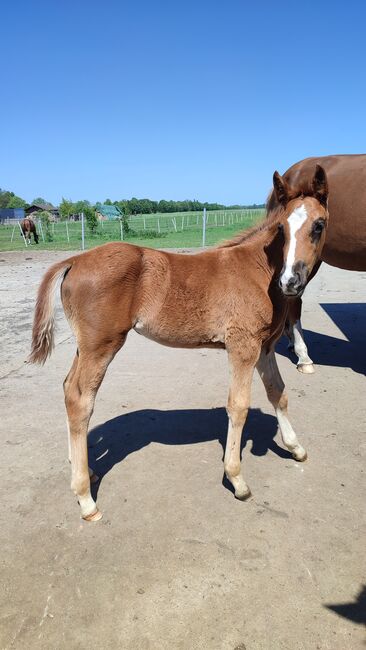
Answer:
[30, 166, 329, 521]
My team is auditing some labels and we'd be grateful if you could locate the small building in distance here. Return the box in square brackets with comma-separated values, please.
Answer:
[95, 204, 122, 221]
[25, 202, 59, 221]
[0, 208, 25, 223]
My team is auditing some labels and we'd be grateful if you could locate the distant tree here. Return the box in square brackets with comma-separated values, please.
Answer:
[129, 198, 142, 214]
[0, 189, 29, 209]
[32, 197, 48, 205]
[59, 197, 75, 220]
[82, 204, 98, 234]
[38, 211, 53, 241]
[115, 200, 130, 216]
[7, 195, 28, 208]
[0, 190, 15, 208]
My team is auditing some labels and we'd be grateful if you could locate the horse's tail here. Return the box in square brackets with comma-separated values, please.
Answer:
[29, 259, 74, 364]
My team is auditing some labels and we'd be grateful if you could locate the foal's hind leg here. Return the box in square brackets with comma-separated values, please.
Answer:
[64, 353, 79, 463]
[256, 349, 307, 461]
[64, 353, 99, 482]
[65, 336, 126, 520]
[224, 349, 258, 500]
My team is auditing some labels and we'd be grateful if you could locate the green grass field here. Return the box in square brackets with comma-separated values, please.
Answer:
[0, 208, 265, 252]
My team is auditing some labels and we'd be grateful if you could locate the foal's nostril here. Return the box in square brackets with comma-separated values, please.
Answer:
[287, 275, 299, 289]
[293, 273, 301, 288]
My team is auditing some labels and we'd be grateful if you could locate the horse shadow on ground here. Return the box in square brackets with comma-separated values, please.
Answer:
[276, 303, 366, 375]
[325, 584, 366, 626]
[88, 406, 289, 497]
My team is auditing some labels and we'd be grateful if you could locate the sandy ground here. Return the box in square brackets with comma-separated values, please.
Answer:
[0, 248, 365, 650]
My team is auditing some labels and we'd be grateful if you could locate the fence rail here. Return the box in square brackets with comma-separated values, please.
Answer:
[0, 208, 265, 252]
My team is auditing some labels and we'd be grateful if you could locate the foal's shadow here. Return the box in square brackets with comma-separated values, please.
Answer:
[87, 407, 288, 498]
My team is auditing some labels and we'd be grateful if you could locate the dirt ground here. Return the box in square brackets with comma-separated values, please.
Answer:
[0, 248, 365, 650]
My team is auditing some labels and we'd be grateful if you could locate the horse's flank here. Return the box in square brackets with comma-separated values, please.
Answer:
[20, 218, 39, 244]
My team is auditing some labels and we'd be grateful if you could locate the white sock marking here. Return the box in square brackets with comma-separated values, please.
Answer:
[293, 319, 313, 366]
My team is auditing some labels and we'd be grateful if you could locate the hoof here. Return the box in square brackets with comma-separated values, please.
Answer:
[82, 508, 103, 522]
[235, 487, 252, 501]
[90, 472, 100, 484]
[297, 363, 315, 374]
[293, 449, 308, 462]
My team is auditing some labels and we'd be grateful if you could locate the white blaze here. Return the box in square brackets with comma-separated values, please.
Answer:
[281, 204, 308, 286]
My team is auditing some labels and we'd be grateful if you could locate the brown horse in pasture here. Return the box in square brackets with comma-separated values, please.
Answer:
[267, 154, 366, 372]
[20, 218, 39, 244]
[29, 166, 329, 521]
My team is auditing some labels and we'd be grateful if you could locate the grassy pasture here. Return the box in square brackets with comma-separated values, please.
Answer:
[0, 208, 265, 252]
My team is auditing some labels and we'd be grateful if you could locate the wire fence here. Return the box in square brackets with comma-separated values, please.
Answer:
[0, 208, 265, 252]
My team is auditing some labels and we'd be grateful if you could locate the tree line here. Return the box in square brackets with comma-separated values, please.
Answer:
[0, 188, 264, 216]
[0, 189, 48, 210]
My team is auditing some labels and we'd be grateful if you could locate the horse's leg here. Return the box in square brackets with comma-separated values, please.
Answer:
[293, 317, 314, 374]
[64, 352, 98, 481]
[286, 261, 322, 374]
[64, 353, 79, 463]
[256, 349, 307, 461]
[224, 349, 258, 500]
[65, 335, 126, 520]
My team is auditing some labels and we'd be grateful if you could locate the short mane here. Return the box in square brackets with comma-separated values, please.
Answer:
[218, 184, 312, 249]
[218, 209, 281, 249]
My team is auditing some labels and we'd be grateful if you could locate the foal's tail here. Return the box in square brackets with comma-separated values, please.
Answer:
[29, 259, 73, 364]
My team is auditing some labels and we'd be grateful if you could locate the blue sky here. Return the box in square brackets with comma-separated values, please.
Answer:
[1, 1, 365, 205]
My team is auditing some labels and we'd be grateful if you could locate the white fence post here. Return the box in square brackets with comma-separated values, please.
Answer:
[38, 219, 45, 242]
[65, 221, 70, 243]
[81, 212, 85, 250]
[202, 208, 206, 247]
[18, 221, 28, 247]
[120, 219, 123, 240]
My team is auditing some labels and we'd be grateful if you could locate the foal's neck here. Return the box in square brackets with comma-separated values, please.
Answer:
[237, 220, 284, 279]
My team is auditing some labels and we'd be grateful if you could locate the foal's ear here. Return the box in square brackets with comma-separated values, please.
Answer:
[273, 171, 290, 207]
[312, 164, 328, 207]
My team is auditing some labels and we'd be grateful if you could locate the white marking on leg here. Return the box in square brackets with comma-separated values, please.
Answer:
[281, 205, 308, 287]
[276, 408, 306, 461]
[70, 427, 99, 519]
[293, 319, 313, 367]
[67, 419, 71, 463]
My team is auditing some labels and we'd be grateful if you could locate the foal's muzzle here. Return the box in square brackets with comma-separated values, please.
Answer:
[279, 261, 308, 297]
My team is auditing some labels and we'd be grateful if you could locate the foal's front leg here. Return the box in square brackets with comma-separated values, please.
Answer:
[224, 349, 258, 500]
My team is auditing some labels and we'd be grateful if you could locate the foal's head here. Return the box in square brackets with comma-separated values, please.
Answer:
[273, 165, 329, 297]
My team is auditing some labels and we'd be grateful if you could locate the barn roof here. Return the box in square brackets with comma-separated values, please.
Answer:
[96, 204, 122, 218]
[26, 202, 55, 212]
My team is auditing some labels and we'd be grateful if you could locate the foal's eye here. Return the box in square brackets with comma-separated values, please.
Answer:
[312, 220, 325, 236]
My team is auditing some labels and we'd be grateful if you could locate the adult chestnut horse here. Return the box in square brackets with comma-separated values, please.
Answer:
[267, 154, 366, 373]
[29, 166, 329, 521]
[20, 217, 39, 244]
